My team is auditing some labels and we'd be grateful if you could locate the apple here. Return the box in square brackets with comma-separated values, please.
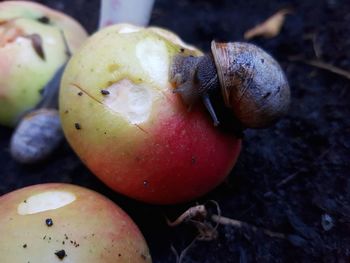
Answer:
[59, 24, 241, 204]
[0, 183, 151, 262]
[0, 1, 88, 127]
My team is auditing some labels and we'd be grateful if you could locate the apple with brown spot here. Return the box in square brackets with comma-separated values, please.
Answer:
[0, 1, 87, 127]
[0, 183, 151, 262]
[59, 24, 241, 204]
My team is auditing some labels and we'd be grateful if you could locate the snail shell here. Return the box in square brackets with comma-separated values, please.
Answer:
[211, 41, 290, 128]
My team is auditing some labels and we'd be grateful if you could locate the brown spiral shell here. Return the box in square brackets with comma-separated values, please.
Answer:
[211, 41, 290, 128]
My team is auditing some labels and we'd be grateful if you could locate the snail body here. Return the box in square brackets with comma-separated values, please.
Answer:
[10, 109, 63, 164]
[170, 41, 290, 128]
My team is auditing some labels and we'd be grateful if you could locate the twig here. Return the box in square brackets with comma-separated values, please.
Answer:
[188, 219, 218, 241]
[166, 205, 207, 227]
[263, 170, 303, 198]
[166, 203, 218, 263]
[206, 200, 221, 235]
[167, 202, 288, 262]
[289, 56, 350, 81]
[170, 245, 179, 262]
[312, 33, 322, 59]
[305, 60, 350, 80]
[167, 204, 287, 240]
[171, 235, 199, 263]
[211, 214, 286, 239]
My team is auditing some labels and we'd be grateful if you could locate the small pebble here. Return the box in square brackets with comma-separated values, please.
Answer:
[321, 213, 334, 231]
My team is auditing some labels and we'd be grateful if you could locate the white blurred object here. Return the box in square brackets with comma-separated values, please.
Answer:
[99, 0, 155, 28]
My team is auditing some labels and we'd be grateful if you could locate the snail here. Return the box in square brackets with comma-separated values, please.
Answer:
[10, 63, 66, 164]
[170, 41, 290, 129]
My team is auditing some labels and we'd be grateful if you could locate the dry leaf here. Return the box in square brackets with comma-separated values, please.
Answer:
[244, 8, 292, 40]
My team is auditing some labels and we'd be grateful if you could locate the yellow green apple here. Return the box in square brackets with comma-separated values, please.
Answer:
[0, 183, 151, 262]
[59, 24, 241, 204]
[0, 1, 88, 127]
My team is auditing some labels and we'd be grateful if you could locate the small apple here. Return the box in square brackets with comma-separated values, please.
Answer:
[59, 24, 241, 204]
[0, 183, 151, 262]
[0, 1, 88, 127]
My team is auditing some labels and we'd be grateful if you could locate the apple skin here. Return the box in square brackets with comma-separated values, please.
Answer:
[59, 24, 241, 204]
[0, 1, 88, 127]
[0, 183, 151, 263]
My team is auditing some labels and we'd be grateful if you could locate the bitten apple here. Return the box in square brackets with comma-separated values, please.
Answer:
[59, 24, 241, 204]
[0, 183, 151, 262]
[0, 1, 87, 127]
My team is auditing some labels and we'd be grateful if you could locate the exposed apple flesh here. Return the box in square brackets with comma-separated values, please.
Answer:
[0, 1, 87, 126]
[17, 190, 76, 215]
[59, 24, 241, 204]
[0, 183, 151, 262]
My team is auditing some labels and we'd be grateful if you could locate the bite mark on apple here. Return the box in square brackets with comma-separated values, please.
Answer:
[103, 79, 155, 124]
[136, 37, 169, 88]
[17, 191, 76, 215]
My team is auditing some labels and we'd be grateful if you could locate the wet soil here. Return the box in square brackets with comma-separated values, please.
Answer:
[1, 0, 350, 262]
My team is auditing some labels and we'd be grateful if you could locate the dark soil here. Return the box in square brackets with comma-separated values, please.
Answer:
[1, 0, 350, 262]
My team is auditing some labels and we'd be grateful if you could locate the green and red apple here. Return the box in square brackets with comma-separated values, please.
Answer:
[0, 183, 151, 262]
[0, 1, 87, 127]
[59, 24, 241, 204]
